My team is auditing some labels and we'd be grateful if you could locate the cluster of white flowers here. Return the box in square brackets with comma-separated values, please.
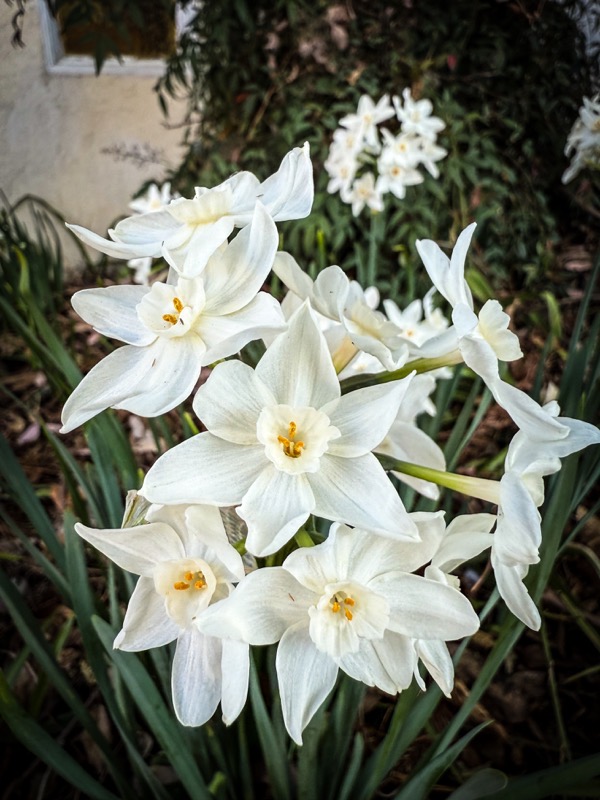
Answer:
[64, 145, 599, 745]
[562, 94, 600, 184]
[325, 90, 447, 216]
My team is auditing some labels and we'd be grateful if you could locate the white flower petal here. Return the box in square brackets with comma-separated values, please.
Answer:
[199, 293, 286, 364]
[196, 567, 314, 644]
[272, 251, 314, 299]
[375, 573, 480, 639]
[193, 361, 275, 444]
[113, 209, 184, 244]
[182, 505, 245, 582]
[220, 639, 250, 725]
[255, 302, 340, 408]
[255, 143, 314, 222]
[276, 620, 338, 745]
[75, 521, 185, 576]
[141, 434, 264, 506]
[324, 377, 413, 457]
[340, 632, 416, 694]
[415, 639, 454, 696]
[239, 465, 315, 557]
[201, 203, 278, 314]
[309, 453, 418, 539]
[60, 336, 204, 432]
[492, 554, 541, 630]
[494, 471, 541, 566]
[490, 379, 569, 440]
[477, 299, 523, 361]
[416, 224, 475, 309]
[172, 628, 222, 726]
[72, 286, 155, 346]
[176, 216, 237, 277]
[114, 577, 179, 650]
[66, 223, 166, 260]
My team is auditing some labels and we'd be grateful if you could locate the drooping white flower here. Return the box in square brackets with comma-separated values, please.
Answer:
[141, 302, 418, 557]
[416, 224, 570, 440]
[61, 204, 283, 432]
[195, 521, 479, 744]
[490, 405, 600, 629]
[272, 256, 408, 371]
[76, 503, 249, 727]
[67, 144, 313, 277]
[437, 404, 600, 629]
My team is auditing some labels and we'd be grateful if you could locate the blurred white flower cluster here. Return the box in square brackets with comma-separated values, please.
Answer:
[562, 94, 600, 184]
[325, 90, 447, 216]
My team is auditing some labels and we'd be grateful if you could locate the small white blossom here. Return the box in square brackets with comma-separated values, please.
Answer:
[196, 521, 479, 743]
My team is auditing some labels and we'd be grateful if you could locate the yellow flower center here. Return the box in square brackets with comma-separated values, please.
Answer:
[277, 420, 305, 458]
[162, 296, 184, 326]
[173, 569, 207, 591]
[330, 593, 355, 621]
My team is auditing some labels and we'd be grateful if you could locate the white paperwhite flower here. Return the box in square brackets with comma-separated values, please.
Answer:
[341, 172, 384, 216]
[61, 204, 284, 432]
[273, 256, 408, 371]
[196, 520, 479, 743]
[383, 289, 449, 354]
[67, 144, 313, 277]
[339, 94, 395, 150]
[375, 157, 423, 200]
[562, 94, 600, 183]
[394, 89, 446, 140]
[325, 150, 359, 195]
[76, 503, 249, 727]
[491, 406, 600, 629]
[416, 224, 570, 440]
[126, 256, 153, 286]
[141, 303, 418, 557]
[129, 182, 174, 215]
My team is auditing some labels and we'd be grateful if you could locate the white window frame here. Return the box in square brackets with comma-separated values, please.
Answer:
[38, 0, 194, 77]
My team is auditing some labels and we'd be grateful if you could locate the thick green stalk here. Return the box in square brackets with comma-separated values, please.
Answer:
[376, 454, 501, 504]
[340, 350, 464, 393]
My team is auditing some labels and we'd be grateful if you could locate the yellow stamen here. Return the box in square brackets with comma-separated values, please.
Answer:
[173, 297, 184, 313]
[344, 597, 355, 606]
[278, 421, 304, 458]
[344, 608, 353, 621]
[194, 579, 205, 590]
[173, 581, 190, 591]
[331, 601, 341, 613]
[184, 572, 193, 581]
[163, 313, 178, 325]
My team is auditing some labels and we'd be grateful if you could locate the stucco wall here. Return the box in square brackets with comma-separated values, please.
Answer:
[0, 1, 185, 272]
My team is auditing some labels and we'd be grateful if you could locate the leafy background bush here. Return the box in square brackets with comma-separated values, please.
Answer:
[153, 0, 599, 300]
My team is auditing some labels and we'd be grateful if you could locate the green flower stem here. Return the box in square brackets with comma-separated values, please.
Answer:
[294, 528, 316, 548]
[376, 454, 501, 504]
[339, 349, 464, 394]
